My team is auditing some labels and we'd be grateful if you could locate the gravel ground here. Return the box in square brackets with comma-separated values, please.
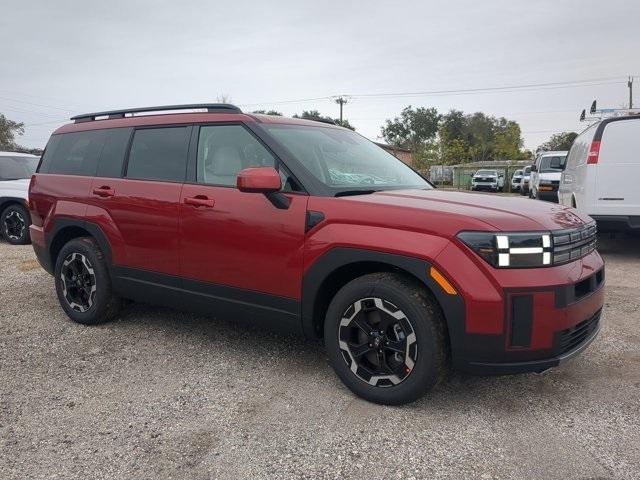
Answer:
[1, 236, 639, 480]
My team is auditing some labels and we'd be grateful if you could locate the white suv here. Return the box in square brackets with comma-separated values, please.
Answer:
[0, 152, 39, 244]
[530, 151, 568, 202]
[559, 116, 640, 232]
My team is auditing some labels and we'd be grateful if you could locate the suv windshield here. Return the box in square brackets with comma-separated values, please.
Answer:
[475, 170, 497, 176]
[0, 156, 39, 180]
[264, 125, 430, 193]
[539, 155, 567, 173]
[513, 170, 523, 176]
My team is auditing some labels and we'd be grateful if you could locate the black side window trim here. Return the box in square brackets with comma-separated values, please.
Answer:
[122, 125, 193, 184]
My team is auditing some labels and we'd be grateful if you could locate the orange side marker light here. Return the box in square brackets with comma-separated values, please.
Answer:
[430, 266, 457, 295]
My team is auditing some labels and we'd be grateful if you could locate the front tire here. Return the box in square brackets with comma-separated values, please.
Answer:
[1, 203, 31, 245]
[324, 273, 447, 405]
[54, 237, 122, 325]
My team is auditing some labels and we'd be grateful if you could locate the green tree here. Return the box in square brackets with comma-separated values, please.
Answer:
[251, 110, 283, 116]
[0, 114, 25, 150]
[536, 132, 578, 154]
[293, 110, 355, 130]
[381, 106, 441, 151]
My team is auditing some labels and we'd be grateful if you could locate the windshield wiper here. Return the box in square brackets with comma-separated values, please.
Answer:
[335, 189, 378, 197]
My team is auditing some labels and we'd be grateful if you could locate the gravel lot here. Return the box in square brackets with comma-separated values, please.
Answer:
[1, 236, 639, 479]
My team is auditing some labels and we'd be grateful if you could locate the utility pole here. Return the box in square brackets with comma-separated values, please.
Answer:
[628, 76, 634, 109]
[334, 96, 348, 123]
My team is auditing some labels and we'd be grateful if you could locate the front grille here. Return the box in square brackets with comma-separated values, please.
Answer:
[558, 309, 601, 355]
[552, 223, 597, 265]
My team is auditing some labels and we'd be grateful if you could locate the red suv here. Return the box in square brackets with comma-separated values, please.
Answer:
[29, 104, 604, 405]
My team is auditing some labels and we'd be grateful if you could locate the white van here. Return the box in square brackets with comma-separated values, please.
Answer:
[530, 151, 568, 202]
[559, 115, 640, 231]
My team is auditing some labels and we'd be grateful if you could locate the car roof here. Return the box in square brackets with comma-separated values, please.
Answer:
[53, 111, 344, 135]
[0, 151, 39, 157]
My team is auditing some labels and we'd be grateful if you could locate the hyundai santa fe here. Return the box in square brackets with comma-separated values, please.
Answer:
[29, 104, 604, 405]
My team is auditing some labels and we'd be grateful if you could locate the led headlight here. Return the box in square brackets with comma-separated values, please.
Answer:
[457, 231, 552, 268]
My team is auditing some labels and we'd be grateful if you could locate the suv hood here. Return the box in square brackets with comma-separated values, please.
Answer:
[345, 188, 590, 233]
[0, 178, 30, 198]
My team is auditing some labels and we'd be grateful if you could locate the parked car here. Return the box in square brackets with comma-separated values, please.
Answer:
[470, 169, 504, 192]
[529, 151, 567, 202]
[519, 165, 532, 196]
[559, 115, 640, 232]
[29, 104, 604, 405]
[0, 151, 39, 244]
[511, 169, 523, 192]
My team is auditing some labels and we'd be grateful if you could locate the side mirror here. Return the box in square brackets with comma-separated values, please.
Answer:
[530, 164, 537, 172]
[237, 167, 281, 193]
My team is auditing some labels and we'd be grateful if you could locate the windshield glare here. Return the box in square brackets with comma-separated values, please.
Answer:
[0, 156, 39, 180]
[264, 125, 430, 191]
[475, 170, 497, 176]
[539, 155, 567, 172]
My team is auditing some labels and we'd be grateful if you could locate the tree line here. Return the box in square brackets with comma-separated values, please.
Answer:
[0, 108, 577, 162]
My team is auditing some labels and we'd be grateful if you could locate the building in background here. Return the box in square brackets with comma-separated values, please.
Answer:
[375, 143, 414, 166]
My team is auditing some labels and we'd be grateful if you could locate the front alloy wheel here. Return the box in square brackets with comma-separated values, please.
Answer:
[338, 298, 417, 387]
[325, 272, 447, 405]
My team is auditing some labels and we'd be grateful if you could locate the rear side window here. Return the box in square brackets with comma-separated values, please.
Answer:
[39, 130, 106, 176]
[196, 125, 276, 186]
[39, 128, 131, 177]
[126, 127, 190, 182]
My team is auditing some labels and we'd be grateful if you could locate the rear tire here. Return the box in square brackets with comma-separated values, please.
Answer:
[1, 204, 31, 245]
[54, 237, 121, 325]
[324, 272, 447, 405]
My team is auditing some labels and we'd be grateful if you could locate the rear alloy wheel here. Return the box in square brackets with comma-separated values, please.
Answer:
[325, 272, 447, 405]
[54, 237, 122, 325]
[60, 252, 97, 313]
[1, 204, 31, 245]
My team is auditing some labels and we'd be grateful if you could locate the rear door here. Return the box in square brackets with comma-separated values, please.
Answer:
[89, 125, 191, 286]
[594, 118, 640, 215]
[179, 123, 308, 330]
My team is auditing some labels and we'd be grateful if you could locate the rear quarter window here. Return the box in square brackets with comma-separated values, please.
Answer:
[39, 128, 131, 177]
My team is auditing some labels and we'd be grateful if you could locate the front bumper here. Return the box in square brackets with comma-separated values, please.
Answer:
[536, 189, 559, 202]
[472, 183, 498, 191]
[434, 241, 605, 376]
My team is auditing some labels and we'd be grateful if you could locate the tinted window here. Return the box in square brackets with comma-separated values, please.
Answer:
[96, 128, 132, 178]
[126, 127, 189, 182]
[40, 130, 106, 176]
[0, 156, 39, 180]
[197, 125, 276, 186]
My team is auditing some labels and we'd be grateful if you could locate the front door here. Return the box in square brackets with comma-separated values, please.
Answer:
[179, 124, 308, 330]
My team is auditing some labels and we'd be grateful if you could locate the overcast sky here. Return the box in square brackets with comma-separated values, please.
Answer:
[1, 0, 638, 150]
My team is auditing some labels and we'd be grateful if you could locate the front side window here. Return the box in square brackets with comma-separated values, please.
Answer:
[126, 127, 189, 182]
[196, 125, 276, 187]
[264, 125, 429, 193]
[0, 156, 39, 180]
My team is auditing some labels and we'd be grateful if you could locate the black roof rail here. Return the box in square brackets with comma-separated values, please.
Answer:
[71, 103, 243, 123]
